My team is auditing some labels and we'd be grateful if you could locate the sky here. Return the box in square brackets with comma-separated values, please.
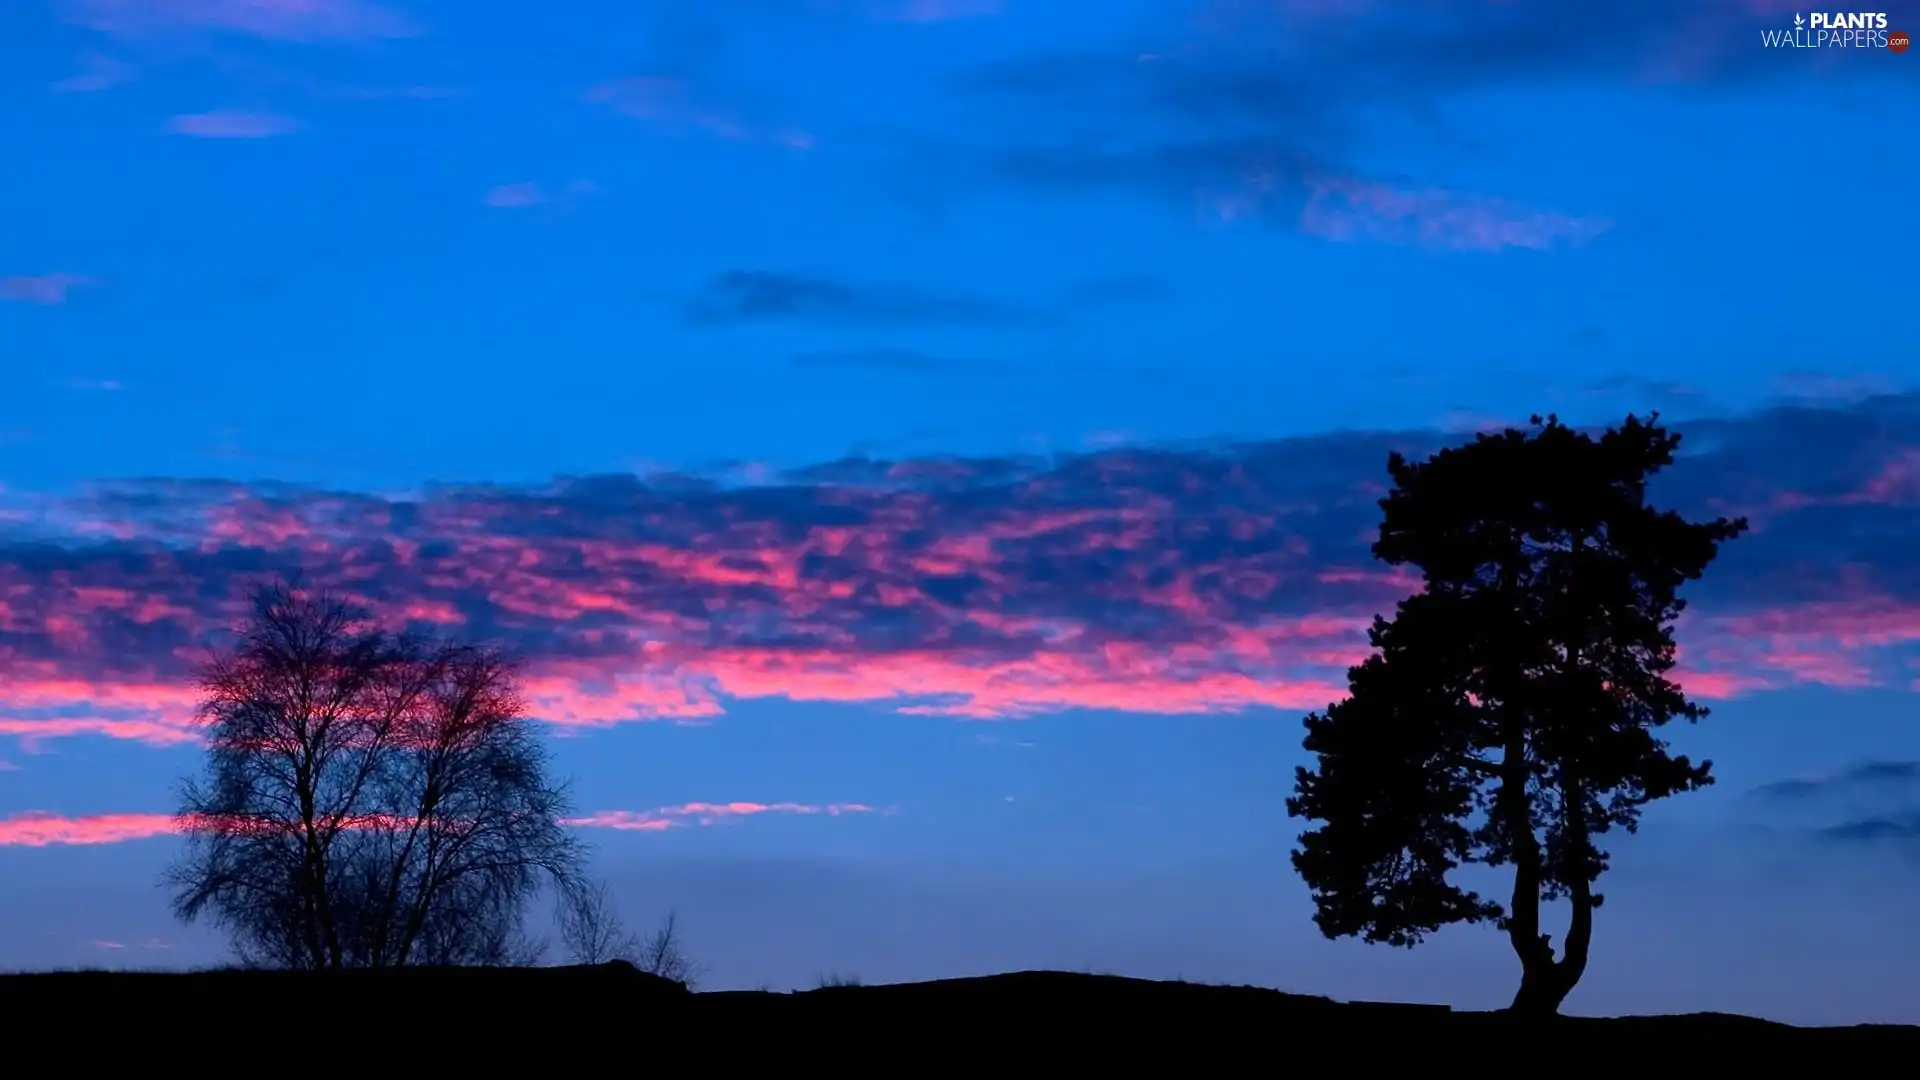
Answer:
[2, 0, 1918, 1023]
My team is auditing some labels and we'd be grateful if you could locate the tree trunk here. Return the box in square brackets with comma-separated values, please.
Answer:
[295, 767, 330, 970]
[1501, 755, 1561, 1014]
[1499, 714, 1593, 1017]
[1506, 784, 1596, 1018]
[1508, 882, 1592, 1017]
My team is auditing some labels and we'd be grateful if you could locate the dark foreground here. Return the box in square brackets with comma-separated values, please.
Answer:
[3, 964, 1912, 1058]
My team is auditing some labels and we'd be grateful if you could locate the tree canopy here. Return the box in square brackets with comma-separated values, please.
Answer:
[1287, 414, 1749, 1015]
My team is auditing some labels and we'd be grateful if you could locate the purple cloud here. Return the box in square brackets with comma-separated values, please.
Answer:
[165, 110, 303, 138]
[484, 181, 600, 216]
[0, 275, 98, 305]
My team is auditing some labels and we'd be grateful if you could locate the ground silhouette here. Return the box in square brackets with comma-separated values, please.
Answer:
[2, 965, 1911, 1057]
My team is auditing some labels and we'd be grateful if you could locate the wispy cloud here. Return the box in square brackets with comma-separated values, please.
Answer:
[565, 802, 880, 832]
[484, 180, 600, 217]
[165, 109, 303, 138]
[585, 77, 815, 149]
[1753, 761, 1920, 800]
[0, 812, 179, 847]
[0, 803, 876, 847]
[1820, 814, 1920, 844]
[1191, 166, 1613, 251]
[686, 270, 1046, 328]
[66, 0, 418, 42]
[55, 378, 123, 392]
[955, 134, 1615, 253]
[50, 52, 135, 93]
[1748, 759, 1920, 853]
[1584, 375, 1711, 408]
[1770, 371, 1900, 406]
[791, 348, 1013, 375]
[963, 134, 1608, 254]
[1, 274, 98, 305]
[84, 937, 169, 951]
[1297, 176, 1613, 253]
[484, 182, 545, 209]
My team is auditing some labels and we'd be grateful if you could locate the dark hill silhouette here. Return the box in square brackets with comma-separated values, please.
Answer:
[0, 958, 688, 1007]
[3, 965, 1912, 1057]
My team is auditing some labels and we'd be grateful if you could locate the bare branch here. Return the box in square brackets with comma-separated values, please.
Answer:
[633, 909, 703, 989]
[558, 879, 641, 967]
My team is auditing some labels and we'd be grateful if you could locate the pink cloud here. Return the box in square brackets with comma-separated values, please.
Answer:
[0, 812, 179, 847]
[166, 110, 302, 138]
[67, 0, 416, 41]
[1299, 176, 1613, 252]
[1670, 596, 1920, 698]
[0, 803, 875, 847]
[1, 274, 98, 305]
[0, 662, 206, 749]
[565, 801, 880, 831]
[1710, 452, 1920, 528]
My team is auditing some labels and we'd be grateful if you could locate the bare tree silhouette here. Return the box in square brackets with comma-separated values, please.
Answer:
[559, 880, 641, 966]
[164, 582, 584, 969]
[632, 910, 701, 987]
[559, 880, 703, 987]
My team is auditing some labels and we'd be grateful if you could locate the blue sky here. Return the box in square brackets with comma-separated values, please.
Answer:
[2, 0, 1918, 1022]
